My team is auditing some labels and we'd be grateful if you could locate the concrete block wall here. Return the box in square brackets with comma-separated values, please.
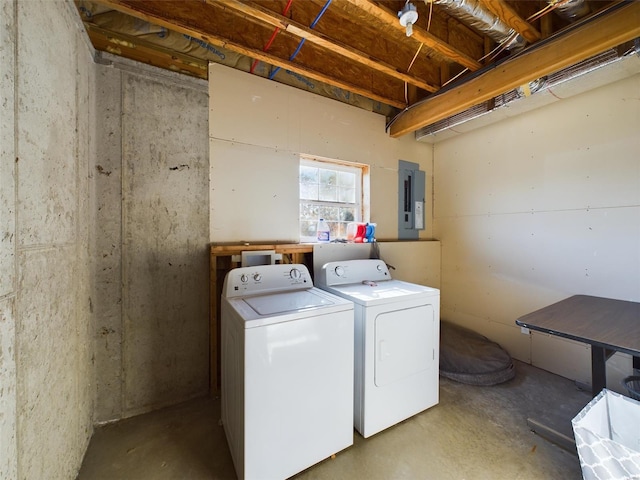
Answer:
[1, 1, 18, 478]
[1, 1, 94, 478]
[91, 56, 210, 422]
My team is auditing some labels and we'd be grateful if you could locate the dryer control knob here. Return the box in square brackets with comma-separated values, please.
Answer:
[253, 273, 262, 282]
[289, 268, 302, 280]
[334, 266, 345, 277]
[376, 264, 384, 272]
[240, 274, 249, 283]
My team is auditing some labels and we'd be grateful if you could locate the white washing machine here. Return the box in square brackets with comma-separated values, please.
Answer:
[221, 264, 354, 480]
[317, 259, 440, 438]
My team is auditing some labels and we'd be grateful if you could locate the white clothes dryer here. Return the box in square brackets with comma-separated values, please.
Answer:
[221, 264, 354, 480]
[317, 259, 440, 438]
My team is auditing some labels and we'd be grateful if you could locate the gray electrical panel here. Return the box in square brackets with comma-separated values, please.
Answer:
[398, 160, 425, 240]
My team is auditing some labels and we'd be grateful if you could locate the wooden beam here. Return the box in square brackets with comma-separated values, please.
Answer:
[92, 0, 407, 108]
[344, 0, 482, 72]
[478, 0, 541, 43]
[86, 26, 208, 78]
[216, 0, 438, 92]
[389, 1, 640, 137]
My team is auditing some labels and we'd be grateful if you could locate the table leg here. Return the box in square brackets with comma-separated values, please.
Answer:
[591, 346, 607, 396]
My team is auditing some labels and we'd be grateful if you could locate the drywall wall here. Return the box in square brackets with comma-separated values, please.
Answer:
[208, 63, 434, 244]
[91, 56, 210, 422]
[312, 241, 441, 288]
[434, 74, 640, 389]
[1, 0, 94, 477]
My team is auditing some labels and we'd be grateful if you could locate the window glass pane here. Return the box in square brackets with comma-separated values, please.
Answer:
[300, 220, 317, 238]
[319, 169, 336, 187]
[300, 184, 318, 201]
[319, 184, 337, 202]
[300, 166, 318, 184]
[299, 203, 319, 222]
[336, 222, 348, 239]
[338, 187, 355, 203]
[340, 207, 355, 222]
[318, 206, 339, 222]
[318, 169, 337, 202]
[299, 155, 366, 241]
[337, 171, 355, 188]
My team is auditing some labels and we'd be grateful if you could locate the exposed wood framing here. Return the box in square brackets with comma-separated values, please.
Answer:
[86, 25, 208, 78]
[92, 0, 408, 108]
[215, 0, 438, 92]
[389, 1, 640, 137]
[344, 0, 482, 71]
[478, 0, 541, 43]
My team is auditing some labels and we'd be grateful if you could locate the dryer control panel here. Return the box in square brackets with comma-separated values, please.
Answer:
[319, 259, 391, 287]
[223, 264, 311, 297]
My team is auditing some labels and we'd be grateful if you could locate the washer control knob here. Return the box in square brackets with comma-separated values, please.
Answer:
[289, 268, 302, 280]
[240, 274, 249, 283]
[376, 264, 384, 272]
[253, 273, 262, 282]
[334, 266, 345, 277]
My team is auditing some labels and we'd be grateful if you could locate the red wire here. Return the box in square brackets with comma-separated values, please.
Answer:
[250, 0, 294, 74]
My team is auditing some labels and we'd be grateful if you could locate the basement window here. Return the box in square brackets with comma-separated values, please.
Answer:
[299, 155, 370, 243]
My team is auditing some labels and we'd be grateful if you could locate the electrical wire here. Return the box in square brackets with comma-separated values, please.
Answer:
[250, 0, 293, 74]
[386, 0, 627, 132]
[269, 0, 332, 80]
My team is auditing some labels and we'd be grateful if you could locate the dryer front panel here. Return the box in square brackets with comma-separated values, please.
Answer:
[374, 304, 434, 387]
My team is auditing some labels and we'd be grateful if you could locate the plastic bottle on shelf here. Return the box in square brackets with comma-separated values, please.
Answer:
[316, 218, 330, 243]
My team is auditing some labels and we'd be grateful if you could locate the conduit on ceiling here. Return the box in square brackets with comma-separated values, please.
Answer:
[269, 0, 332, 80]
[250, 0, 293, 74]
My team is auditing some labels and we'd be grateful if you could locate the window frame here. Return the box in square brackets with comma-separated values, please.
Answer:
[299, 154, 370, 243]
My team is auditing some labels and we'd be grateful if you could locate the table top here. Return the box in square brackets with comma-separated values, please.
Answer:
[516, 295, 640, 356]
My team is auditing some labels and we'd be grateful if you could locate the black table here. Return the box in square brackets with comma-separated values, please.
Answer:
[515, 294, 640, 450]
[517, 294, 640, 395]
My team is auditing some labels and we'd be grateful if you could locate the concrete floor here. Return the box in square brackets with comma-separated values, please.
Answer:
[78, 361, 591, 479]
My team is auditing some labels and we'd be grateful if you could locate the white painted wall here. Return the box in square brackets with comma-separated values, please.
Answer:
[91, 57, 210, 422]
[1, 0, 94, 477]
[434, 74, 640, 389]
[208, 63, 434, 244]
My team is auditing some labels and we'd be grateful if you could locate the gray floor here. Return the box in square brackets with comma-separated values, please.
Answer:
[78, 361, 591, 480]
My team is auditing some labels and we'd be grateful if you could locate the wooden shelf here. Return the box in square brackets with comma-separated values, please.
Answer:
[209, 243, 314, 394]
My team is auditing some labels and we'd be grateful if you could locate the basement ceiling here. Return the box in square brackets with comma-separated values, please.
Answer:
[76, 0, 640, 138]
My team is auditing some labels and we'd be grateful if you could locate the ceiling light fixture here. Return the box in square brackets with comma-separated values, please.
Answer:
[398, 1, 419, 37]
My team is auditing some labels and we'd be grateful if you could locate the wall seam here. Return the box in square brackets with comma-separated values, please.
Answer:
[74, 21, 83, 467]
[119, 69, 126, 419]
[12, 0, 20, 477]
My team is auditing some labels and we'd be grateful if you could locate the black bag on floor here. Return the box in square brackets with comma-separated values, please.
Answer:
[440, 320, 515, 386]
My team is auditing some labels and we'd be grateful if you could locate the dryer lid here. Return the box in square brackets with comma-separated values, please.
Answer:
[325, 279, 438, 306]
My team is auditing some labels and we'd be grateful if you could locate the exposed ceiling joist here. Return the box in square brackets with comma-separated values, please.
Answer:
[215, 0, 438, 92]
[477, 0, 541, 43]
[86, 24, 208, 78]
[344, 0, 482, 71]
[92, 0, 409, 108]
[389, 1, 640, 138]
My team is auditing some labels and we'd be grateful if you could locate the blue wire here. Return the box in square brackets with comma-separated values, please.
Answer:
[269, 0, 332, 80]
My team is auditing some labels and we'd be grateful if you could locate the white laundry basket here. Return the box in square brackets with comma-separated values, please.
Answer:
[572, 389, 640, 480]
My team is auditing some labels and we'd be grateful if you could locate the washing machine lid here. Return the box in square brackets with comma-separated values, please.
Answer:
[226, 287, 353, 327]
[323, 279, 439, 307]
[244, 289, 331, 315]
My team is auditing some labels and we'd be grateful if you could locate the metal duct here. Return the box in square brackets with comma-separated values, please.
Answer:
[548, 0, 590, 22]
[432, 0, 525, 51]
